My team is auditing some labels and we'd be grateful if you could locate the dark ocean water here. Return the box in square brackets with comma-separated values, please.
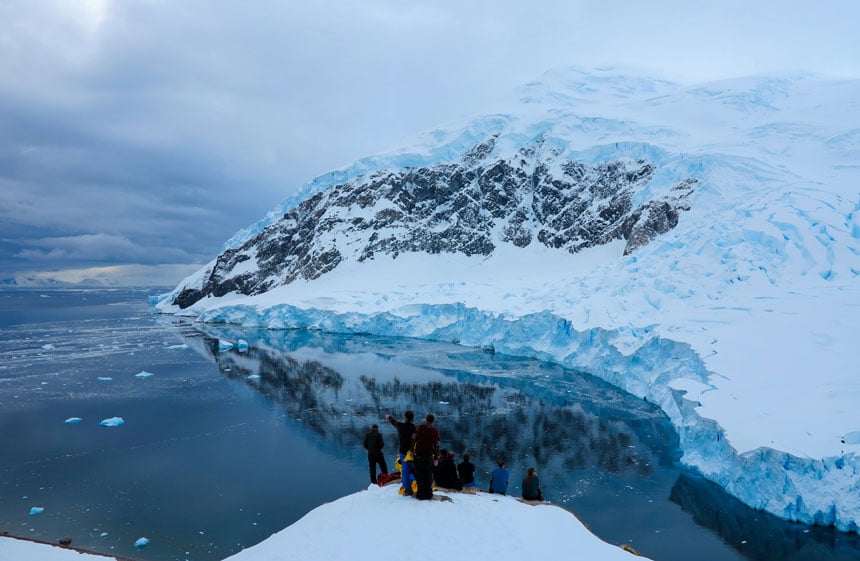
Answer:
[0, 288, 857, 561]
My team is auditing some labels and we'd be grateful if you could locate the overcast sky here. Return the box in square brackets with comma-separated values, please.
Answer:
[2, 0, 858, 285]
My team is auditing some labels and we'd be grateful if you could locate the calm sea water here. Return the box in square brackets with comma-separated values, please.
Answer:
[1, 288, 858, 561]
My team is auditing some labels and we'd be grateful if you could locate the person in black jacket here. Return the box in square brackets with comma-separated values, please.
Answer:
[386, 410, 416, 495]
[436, 450, 462, 490]
[363, 424, 388, 484]
[521, 466, 543, 501]
[457, 453, 476, 489]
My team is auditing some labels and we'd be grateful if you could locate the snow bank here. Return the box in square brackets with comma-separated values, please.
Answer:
[0, 537, 118, 561]
[225, 484, 647, 561]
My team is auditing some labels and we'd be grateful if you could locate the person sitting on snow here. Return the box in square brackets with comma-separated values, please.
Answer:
[458, 453, 476, 488]
[435, 450, 462, 490]
[521, 466, 543, 501]
[488, 460, 509, 495]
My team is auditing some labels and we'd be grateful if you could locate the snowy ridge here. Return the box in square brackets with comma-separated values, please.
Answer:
[157, 67, 860, 532]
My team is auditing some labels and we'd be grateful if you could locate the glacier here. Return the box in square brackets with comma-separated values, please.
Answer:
[155, 66, 860, 533]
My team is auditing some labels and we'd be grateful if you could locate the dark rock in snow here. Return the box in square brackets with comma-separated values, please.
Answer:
[174, 139, 697, 308]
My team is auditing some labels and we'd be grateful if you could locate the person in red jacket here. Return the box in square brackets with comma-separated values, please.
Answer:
[410, 413, 440, 500]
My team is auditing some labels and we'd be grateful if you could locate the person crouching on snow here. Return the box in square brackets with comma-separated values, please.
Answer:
[386, 410, 416, 495]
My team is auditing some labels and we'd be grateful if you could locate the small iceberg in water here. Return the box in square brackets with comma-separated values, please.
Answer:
[218, 340, 235, 351]
[135, 371, 154, 378]
[29, 507, 45, 515]
[97, 377, 112, 382]
[134, 537, 150, 548]
[64, 417, 83, 424]
[237, 339, 249, 352]
[99, 417, 125, 427]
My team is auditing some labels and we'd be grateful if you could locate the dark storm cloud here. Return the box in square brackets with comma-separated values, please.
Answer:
[1, 0, 858, 283]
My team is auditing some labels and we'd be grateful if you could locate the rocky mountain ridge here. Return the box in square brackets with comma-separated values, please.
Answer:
[174, 136, 695, 308]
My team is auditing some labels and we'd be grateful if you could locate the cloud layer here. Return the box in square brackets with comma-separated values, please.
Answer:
[1, 0, 858, 284]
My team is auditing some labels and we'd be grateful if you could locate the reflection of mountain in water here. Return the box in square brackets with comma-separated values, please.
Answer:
[185, 326, 860, 561]
[195, 327, 678, 495]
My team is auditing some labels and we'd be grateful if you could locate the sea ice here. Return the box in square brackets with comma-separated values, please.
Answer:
[64, 417, 83, 424]
[28, 507, 44, 515]
[134, 537, 150, 548]
[135, 371, 154, 378]
[99, 417, 125, 427]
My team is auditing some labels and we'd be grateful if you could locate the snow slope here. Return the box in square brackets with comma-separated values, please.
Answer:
[0, 485, 651, 561]
[156, 67, 860, 532]
[224, 484, 648, 561]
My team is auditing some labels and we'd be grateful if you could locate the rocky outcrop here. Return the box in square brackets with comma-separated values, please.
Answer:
[174, 138, 696, 308]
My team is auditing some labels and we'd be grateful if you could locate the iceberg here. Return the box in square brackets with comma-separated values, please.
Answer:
[133, 537, 150, 548]
[218, 339, 234, 351]
[99, 417, 125, 427]
[97, 377, 112, 382]
[134, 371, 154, 378]
[236, 338, 249, 352]
[28, 507, 44, 515]
[64, 417, 83, 424]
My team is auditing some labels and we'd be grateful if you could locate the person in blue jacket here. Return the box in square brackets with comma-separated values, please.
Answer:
[488, 459, 509, 495]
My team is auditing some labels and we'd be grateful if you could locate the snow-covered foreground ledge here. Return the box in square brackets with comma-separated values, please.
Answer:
[224, 484, 648, 561]
[0, 536, 121, 561]
[0, 485, 647, 561]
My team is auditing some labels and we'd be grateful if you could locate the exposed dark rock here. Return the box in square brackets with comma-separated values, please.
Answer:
[173, 140, 697, 308]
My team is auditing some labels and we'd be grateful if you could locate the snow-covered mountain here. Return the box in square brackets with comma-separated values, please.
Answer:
[156, 67, 860, 533]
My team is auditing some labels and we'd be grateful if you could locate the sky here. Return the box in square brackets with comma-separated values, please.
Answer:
[2, 0, 859, 286]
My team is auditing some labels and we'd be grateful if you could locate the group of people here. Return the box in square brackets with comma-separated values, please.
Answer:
[362, 410, 543, 502]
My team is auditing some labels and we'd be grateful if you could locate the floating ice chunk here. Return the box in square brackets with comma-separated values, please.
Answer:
[65, 417, 83, 424]
[218, 340, 234, 351]
[97, 377, 112, 382]
[165, 344, 189, 350]
[135, 371, 154, 378]
[99, 417, 125, 427]
[247, 374, 261, 381]
[100, 532, 108, 538]
[29, 507, 44, 515]
[134, 537, 150, 548]
[438, 401, 450, 405]
[41, 344, 55, 350]
[237, 339, 249, 352]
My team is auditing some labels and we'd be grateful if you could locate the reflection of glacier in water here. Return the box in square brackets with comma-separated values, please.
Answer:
[193, 325, 860, 561]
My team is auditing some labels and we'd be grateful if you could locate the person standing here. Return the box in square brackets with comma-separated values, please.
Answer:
[488, 460, 509, 495]
[363, 424, 388, 485]
[386, 410, 416, 495]
[521, 466, 543, 501]
[411, 413, 440, 500]
[458, 453, 476, 489]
